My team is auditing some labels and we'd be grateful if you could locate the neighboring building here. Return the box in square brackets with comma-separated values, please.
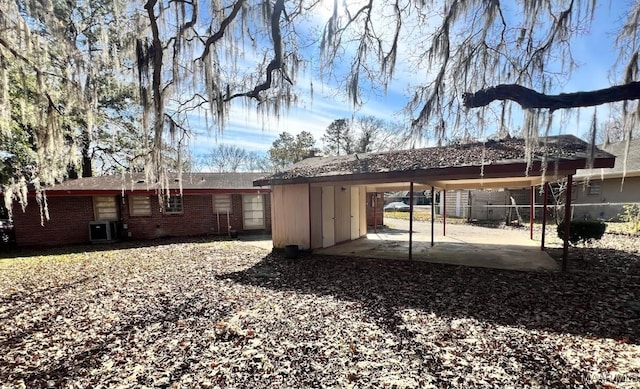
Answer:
[573, 139, 640, 221]
[454, 187, 547, 222]
[254, 135, 615, 250]
[384, 191, 433, 205]
[11, 173, 271, 247]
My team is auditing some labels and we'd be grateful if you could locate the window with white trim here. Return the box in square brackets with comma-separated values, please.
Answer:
[213, 194, 232, 213]
[129, 195, 152, 216]
[93, 196, 118, 221]
[242, 194, 265, 229]
[164, 196, 183, 214]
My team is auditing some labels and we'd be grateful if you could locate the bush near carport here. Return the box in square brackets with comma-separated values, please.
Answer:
[557, 220, 606, 246]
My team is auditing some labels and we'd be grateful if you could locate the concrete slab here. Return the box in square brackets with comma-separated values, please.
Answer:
[315, 238, 558, 272]
[235, 220, 560, 272]
[314, 219, 560, 272]
[237, 234, 273, 250]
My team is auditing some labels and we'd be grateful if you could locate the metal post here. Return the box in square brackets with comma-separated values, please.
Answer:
[530, 186, 535, 240]
[442, 190, 447, 236]
[409, 183, 414, 261]
[562, 175, 573, 272]
[541, 184, 548, 251]
[431, 186, 435, 247]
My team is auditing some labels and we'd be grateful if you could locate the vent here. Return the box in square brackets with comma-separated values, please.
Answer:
[89, 221, 119, 243]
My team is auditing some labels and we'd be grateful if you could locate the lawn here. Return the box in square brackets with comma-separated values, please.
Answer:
[1, 239, 639, 388]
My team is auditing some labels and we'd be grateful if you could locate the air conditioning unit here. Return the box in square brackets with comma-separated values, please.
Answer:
[89, 221, 119, 243]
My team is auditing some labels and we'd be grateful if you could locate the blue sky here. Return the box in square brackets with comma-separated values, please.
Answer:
[189, 2, 627, 159]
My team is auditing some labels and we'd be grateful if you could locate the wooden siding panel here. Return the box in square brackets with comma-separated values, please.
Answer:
[334, 186, 351, 243]
[271, 185, 310, 249]
[322, 186, 335, 248]
[350, 187, 360, 240]
[310, 186, 323, 249]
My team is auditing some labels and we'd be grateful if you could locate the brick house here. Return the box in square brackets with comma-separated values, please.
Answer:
[11, 172, 271, 247]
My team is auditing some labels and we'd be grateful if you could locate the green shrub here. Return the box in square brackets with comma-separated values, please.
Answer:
[619, 204, 640, 234]
[557, 220, 606, 245]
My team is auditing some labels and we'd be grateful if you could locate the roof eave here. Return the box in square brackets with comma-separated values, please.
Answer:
[254, 156, 616, 187]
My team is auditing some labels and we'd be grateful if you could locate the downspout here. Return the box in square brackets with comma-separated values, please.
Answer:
[562, 175, 573, 272]
[541, 183, 548, 251]
[409, 183, 414, 261]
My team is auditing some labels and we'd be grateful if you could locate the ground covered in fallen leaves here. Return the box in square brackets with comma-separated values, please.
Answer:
[1, 238, 639, 388]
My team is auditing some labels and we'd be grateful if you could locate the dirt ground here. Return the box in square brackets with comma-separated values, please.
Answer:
[1, 238, 638, 387]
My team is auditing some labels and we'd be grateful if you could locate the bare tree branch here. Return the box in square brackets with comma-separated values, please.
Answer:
[463, 82, 640, 111]
[225, 0, 291, 102]
[199, 0, 245, 61]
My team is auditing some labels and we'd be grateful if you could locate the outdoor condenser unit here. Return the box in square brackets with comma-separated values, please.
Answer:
[89, 220, 118, 243]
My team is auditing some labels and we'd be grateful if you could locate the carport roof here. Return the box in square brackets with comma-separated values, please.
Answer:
[253, 135, 615, 190]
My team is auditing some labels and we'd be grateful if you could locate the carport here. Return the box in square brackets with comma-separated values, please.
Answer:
[253, 135, 615, 271]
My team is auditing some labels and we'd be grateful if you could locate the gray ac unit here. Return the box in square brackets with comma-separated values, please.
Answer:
[89, 221, 118, 243]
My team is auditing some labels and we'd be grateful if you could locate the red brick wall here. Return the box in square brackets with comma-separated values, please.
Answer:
[13, 192, 271, 247]
[13, 197, 95, 246]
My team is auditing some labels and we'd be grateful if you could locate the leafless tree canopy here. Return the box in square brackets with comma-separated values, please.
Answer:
[2, 0, 640, 215]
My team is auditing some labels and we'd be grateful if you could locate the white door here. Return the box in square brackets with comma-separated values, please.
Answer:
[350, 187, 360, 239]
[242, 194, 265, 229]
[322, 186, 335, 247]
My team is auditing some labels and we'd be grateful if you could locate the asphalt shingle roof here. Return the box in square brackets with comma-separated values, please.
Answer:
[574, 138, 640, 178]
[255, 135, 614, 186]
[602, 139, 640, 173]
[48, 172, 269, 193]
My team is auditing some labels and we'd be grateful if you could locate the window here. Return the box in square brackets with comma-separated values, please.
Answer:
[242, 194, 265, 229]
[588, 182, 601, 196]
[94, 196, 118, 221]
[164, 196, 183, 214]
[213, 194, 232, 213]
[129, 195, 152, 216]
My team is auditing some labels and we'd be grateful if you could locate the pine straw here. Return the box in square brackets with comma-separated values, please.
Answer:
[1, 239, 638, 388]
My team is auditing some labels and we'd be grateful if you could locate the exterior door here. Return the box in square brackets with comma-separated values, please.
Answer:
[321, 186, 335, 247]
[242, 194, 265, 229]
[350, 187, 360, 239]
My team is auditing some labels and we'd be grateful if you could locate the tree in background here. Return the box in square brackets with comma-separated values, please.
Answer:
[206, 144, 246, 172]
[244, 151, 273, 173]
[353, 116, 411, 153]
[592, 107, 640, 145]
[322, 119, 354, 156]
[269, 131, 317, 170]
[322, 116, 411, 155]
[197, 145, 271, 173]
[3, 0, 640, 214]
